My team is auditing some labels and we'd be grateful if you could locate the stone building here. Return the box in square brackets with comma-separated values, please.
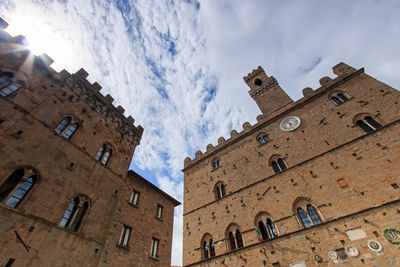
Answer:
[0, 18, 179, 267]
[182, 62, 400, 266]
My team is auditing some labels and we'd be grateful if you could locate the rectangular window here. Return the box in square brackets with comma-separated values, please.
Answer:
[150, 238, 160, 258]
[118, 225, 131, 248]
[130, 190, 140, 205]
[0, 118, 3, 125]
[156, 204, 163, 219]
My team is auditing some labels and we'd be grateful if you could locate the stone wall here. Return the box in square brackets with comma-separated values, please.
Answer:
[183, 63, 400, 266]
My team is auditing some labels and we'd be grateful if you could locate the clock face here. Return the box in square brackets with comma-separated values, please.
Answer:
[280, 116, 301, 131]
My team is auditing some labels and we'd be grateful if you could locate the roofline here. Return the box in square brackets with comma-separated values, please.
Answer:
[127, 170, 181, 206]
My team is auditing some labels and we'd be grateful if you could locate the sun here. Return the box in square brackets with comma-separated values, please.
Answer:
[5, 12, 74, 71]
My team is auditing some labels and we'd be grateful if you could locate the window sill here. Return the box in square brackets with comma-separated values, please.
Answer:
[149, 255, 160, 261]
[155, 216, 164, 222]
[127, 201, 139, 208]
[116, 244, 130, 251]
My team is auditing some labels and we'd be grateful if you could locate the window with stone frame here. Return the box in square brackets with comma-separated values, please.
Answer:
[118, 225, 132, 248]
[59, 195, 89, 231]
[150, 237, 160, 258]
[355, 115, 382, 134]
[54, 115, 80, 140]
[129, 190, 140, 206]
[0, 168, 37, 209]
[255, 212, 278, 241]
[200, 233, 215, 259]
[0, 72, 22, 97]
[211, 158, 221, 170]
[270, 155, 288, 174]
[330, 91, 350, 105]
[257, 133, 269, 145]
[95, 143, 114, 165]
[156, 204, 163, 219]
[226, 223, 244, 250]
[293, 198, 323, 228]
[214, 181, 226, 200]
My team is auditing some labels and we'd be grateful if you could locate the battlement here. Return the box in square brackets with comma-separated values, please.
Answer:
[243, 66, 265, 82]
[0, 17, 143, 146]
[57, 68, 144, 145]
[183, 62, 361, 170]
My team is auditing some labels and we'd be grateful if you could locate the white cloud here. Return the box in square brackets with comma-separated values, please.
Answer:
[2, 1, 400, 265]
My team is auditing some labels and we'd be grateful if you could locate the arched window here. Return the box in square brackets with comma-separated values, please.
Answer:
[95, 143, 114, 165]
[330, 91, 350, 105]
[201, 233, 215, 259]
[226, 224, 244, 251]
[0, 72, 22, 97]
[270, 156, 288, 174]
[60, 195, 89, 231]
[256, 213, 278, 242]
[54, 116, 80, 140]
[355, 115, 382, 134]
[214, 182, 226, 200]
[0, 168, 37, 208]
[294, 198, 323, 228]
[211, 158, 221, 170]
[257, 134, 269, 145]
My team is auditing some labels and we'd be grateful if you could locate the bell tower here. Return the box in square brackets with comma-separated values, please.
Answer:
[243, 66, 293, 115]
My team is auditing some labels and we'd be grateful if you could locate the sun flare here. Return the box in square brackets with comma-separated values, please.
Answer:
[5, 12, 74, 71]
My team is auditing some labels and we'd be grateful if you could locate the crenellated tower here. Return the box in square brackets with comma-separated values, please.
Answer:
[243, 66, 293, 115]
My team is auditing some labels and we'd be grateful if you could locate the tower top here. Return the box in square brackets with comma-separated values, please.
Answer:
[243, 66, 293, 115]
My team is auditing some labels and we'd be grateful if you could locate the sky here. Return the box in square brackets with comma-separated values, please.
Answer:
[1, 0, 400, 265]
